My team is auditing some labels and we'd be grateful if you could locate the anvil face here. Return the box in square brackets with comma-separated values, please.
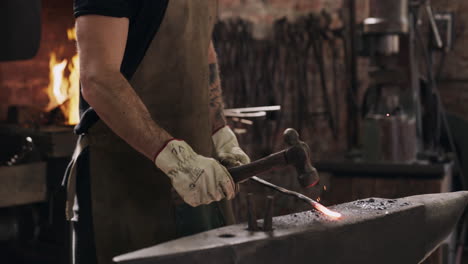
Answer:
[114, 191, 468, 264]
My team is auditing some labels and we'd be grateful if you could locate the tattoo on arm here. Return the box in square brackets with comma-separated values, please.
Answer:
[209, 62, 226, 131]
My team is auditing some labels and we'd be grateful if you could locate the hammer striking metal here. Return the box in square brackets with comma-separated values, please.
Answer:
[228, 128, 320, 188]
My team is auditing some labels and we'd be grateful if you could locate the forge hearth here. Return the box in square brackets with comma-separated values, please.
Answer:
[114, 192, 468, 264]
[0, 0, 78, 126]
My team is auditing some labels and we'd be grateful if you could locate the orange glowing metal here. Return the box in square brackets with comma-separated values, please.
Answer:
[249, 177, 341, 220]
[312, 202, 342, 219]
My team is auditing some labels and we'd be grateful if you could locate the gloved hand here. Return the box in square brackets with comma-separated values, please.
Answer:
[212, 126, 250, 168]
[154, 139, 236, 207]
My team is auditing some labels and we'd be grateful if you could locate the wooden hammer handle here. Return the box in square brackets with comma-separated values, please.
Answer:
[228, 150, 288, 183]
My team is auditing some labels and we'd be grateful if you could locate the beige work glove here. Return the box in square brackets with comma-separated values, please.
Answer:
[212, 126, 251, 168]
[155, 139, 236, 207]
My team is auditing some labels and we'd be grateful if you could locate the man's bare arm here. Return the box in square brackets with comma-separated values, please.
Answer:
[208, 41, 228, 132]
[76, 15, 172, 160]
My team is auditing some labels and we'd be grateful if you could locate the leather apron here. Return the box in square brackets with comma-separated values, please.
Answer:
[65, 1, 235, 264]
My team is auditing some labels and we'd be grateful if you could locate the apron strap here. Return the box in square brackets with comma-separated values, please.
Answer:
[62, 106, 97, 221]
[63, 134, 90, 221]
[74, 107, 100, 135]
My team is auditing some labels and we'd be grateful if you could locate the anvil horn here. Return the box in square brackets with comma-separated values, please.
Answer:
[114, 191, 468, 264]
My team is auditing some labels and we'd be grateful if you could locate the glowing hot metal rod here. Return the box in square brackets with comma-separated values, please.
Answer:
[250, 176, 341, 219]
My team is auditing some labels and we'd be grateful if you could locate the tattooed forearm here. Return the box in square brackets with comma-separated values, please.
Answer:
[208, 41, 227, 132]
[209, 62, 227, 132]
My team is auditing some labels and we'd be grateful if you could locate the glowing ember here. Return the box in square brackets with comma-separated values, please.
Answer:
[312, 202, 342, 219]
[46, 27, 80, 125]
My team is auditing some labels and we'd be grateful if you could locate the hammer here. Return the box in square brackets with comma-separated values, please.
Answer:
[228, 128, 320, 188]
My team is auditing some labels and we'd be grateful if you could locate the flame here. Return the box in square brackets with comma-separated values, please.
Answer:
[50, 54, 68, 105]
[66, 52, 80, 125]
[312, 202, 342, 219]
[67, 28, 76, 41]
[46, 27, 80, 125]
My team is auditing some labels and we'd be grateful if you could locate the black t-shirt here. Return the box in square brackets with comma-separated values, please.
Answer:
[74, 0, 169, 79]
[74, 0, 169, 115]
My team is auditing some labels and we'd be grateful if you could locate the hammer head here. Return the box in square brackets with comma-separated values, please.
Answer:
[283, 128, 320, 188]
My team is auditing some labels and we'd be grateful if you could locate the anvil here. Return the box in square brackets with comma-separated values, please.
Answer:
[114, 191, 468, 264]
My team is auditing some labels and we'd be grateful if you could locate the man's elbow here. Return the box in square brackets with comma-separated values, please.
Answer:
[80, 70, 118, 103]
[80, 72, 98, 102]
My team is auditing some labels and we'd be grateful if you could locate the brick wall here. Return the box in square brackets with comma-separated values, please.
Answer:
[0, 0, 75, 120]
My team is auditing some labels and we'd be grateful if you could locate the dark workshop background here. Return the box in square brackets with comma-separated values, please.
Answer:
[1, 0, 468, 264]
